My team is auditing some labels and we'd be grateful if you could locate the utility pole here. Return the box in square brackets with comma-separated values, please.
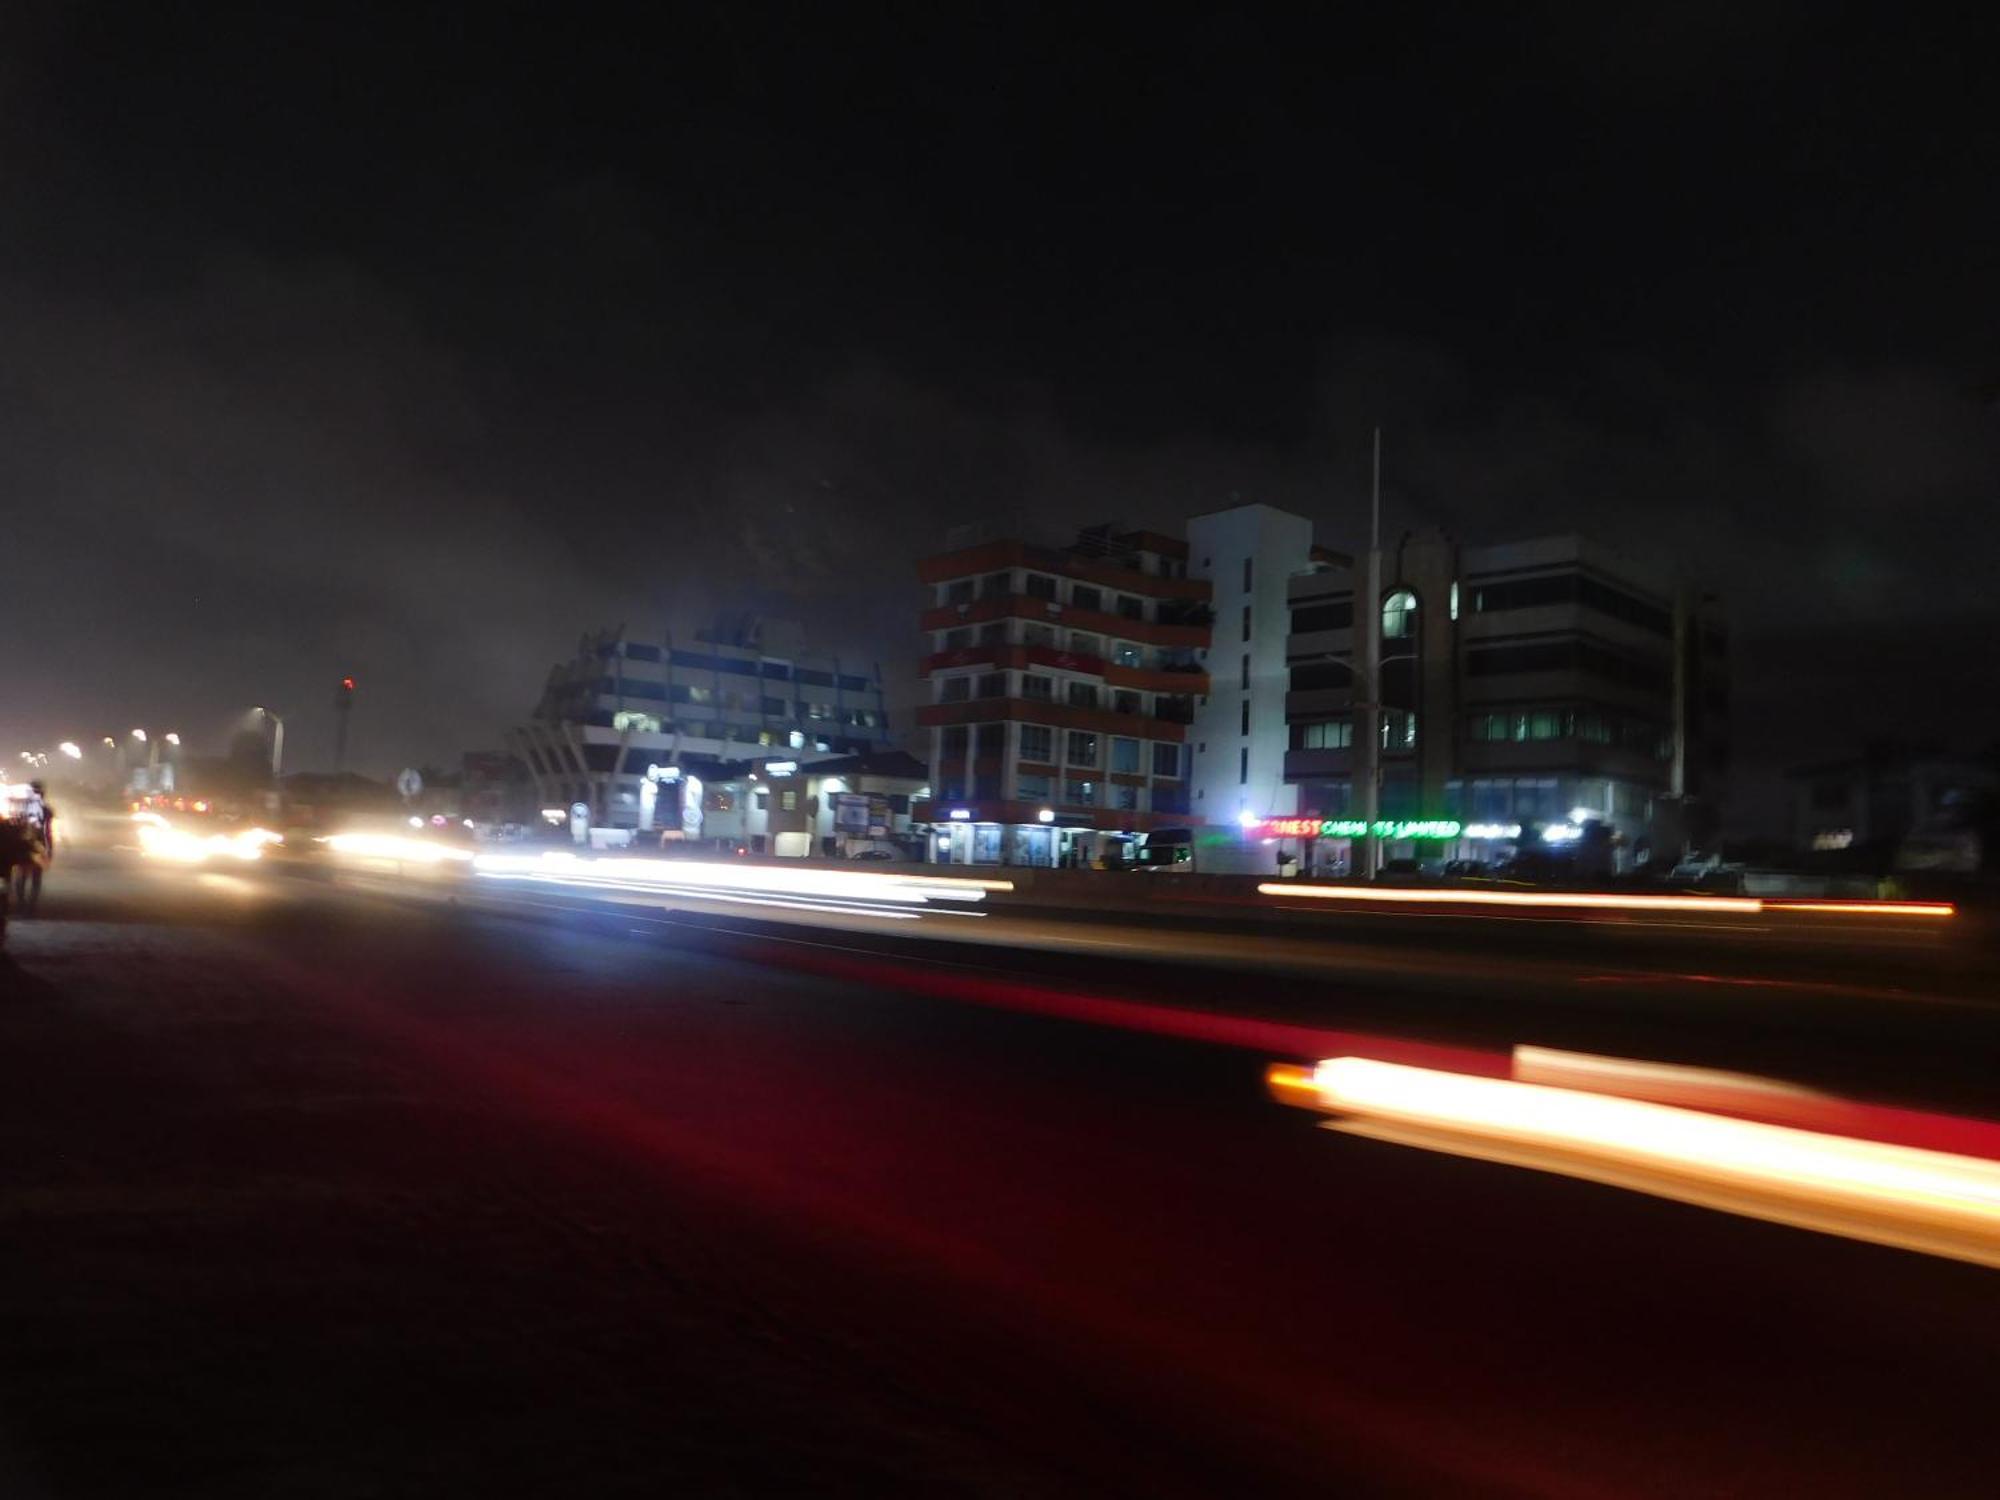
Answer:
[1357, 428, 1383, 880]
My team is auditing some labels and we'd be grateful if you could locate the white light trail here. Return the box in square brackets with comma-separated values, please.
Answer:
[1271, 1056, 2000, 1269]
[470, 851, 1008, 917]
[133, 814, 280, 864]
[324, 833, 475, 865]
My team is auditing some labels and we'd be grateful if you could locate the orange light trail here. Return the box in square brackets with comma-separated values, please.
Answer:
[1258, 884, 1956, 919]
[1257, 884, 1760, 913]
[1764, 900, 1955, 918]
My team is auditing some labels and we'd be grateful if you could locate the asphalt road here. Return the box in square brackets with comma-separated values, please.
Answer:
[2, 852, 1997, 1497]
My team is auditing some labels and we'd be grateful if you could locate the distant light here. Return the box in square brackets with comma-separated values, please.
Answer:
[948, 808, 971, 820]
[165, 732, 181, 746]
[408, 816, 424, 828]
[765, 760, 798, 777]
[1568, 806, 1596, 824]
[1037, 808, 1055, 824]
[103, 737, 116, 747]
[1236, 808, 1260, 828]
[341, 676, 356, 691]
[1542, 823, 1581, 843]
[131, 728, 147, 742]
[59, 742, 82, 759]
[1463, 822, 1522, 840]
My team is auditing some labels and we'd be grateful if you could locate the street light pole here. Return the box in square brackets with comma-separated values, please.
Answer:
[256, 708, 286, 781]
[1358, 427, 1383, 880]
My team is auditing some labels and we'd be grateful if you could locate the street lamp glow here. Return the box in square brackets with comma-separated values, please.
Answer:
[59, 742, 82, 759]
[131, 728, 148, 742]
[102, 736, 116, 747]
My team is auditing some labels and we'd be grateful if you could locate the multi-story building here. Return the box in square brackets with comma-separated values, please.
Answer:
[515, 618, 891, 832]
[913, 504, 1727, 871]
[1183, 503, 1332, 829]
[913, 523, 1211, 865]
[1278, 529, 1729, 868]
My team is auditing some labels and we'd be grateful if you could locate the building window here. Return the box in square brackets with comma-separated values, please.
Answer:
[977, 621, 1007, 645]
[1241, 654, 1250, 689]
[1449, 581, 1460, 621]
[1117, 594, 1144, 621]
[1021, 674, 1053, 701]
[1383, 590, 1418, 640]
[941, 726, 969, 754]
[943, 627, 972, 650]
[1113, 783, 1140, 811]
[976, 672, 1008, 698]
[1242, 557, 1253, 593]
[975, 722, 1006, 755]
[1071, 584, 1102, 613]
[1381, 708, 1418, 750]
[1066, 731, 1099, 767]
[1289, 658, 1354, 692]
[1017, 771, 1052, 801]
[1242, 605, 1252, 642]
[1019, 725, 1054, 762]
[1024, 573, 1057, 601]
[1068, 631, 1101, 657]
[780, 789, 799, 811]
[1239, 746, 1249, 784]
[1022, 622, 1056, 648]
[940, 677, 970, 703]
[1110, 737, 1140, 773]
[981, 571, 1012, 598]
[1291, 601, 1353, 633]
[1066, 681, 1098, 709]
[1240, 698, 1250, 736]
[1065, 778, 1098, 807]
[1293, 719, 1353, 750]
[1112, 641, 1142, 668]
[946, 579, 974, 605]
[1151, 742, 1182, 778]
[1112, 688, 1142, 716]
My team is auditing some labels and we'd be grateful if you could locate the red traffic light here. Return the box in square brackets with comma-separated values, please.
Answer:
[340, 676, 356, 692]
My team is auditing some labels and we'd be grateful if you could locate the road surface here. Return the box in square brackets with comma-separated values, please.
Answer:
[1, 852, 1996, 1496]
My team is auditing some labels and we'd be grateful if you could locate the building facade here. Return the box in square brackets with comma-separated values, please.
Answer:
[1184, 503, 1326, 829]
[701, 749, 930, 859]
[1279, 530, 1729, 868]
[514, 620, 891, 832]
[913, 524, 1209, 865]
[1789, 745, 1996, 871]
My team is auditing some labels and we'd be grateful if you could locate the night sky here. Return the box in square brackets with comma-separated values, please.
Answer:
[4, 4, 1996, 823]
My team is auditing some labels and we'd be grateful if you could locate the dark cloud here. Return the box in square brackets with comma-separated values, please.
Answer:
[1, 4, 1996, 823]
